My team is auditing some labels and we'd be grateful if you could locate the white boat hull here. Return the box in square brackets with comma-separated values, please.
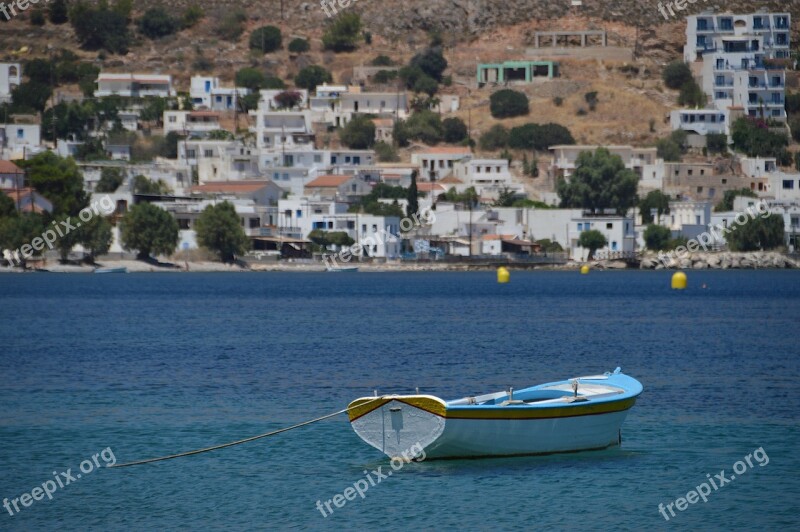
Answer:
[349, 370, 642, 460]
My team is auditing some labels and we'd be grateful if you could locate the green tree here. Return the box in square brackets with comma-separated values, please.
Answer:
[714, 188, 757, 212]
[250, 26, 282, 53]
[194, 201, 249, 262]
[639, 190, 670, 224]
[584, 91, 598, 111]
[294, 66, 332, 91]
[726, 214, 784, 251]
[340, 115, 375, 149]
[120, 202, 178, 260]
[69, 1, 130, 54]
[557, 148, 638, 215]
[18, 152, 88, 216]
[662, 61, 693, 90]
[235, 68, 267, 91]
[0, 213, 45, 267]
[490, 89, 529, 119]
[406, 171, 419, 217]
[80, 215, 113, 261]
[52, 213, 83, 261]
[0, 193, 16, 218]
[96, 168, 125, 193]
[30, 9, 46, 26]
[288, 38, 310, 53]
[678, 81, 707, 107]
[479, 125, 509, 151]
[394, 111, 443, 146]
[578, 229, 607, 260]
[493, 187, 519, 207]
[731, 117, 789, 159]
[508, 123, 574, 151]
[49, 0, 69, 24]
[656, 138, 682, 161]
[322, 12, 362, 52]
[371, 55, 394, 66]
[706, 133, 728, 154]
[11, 82, 52, 113]
[308, 229, 354, 251]
[132, 175, 172, 195]
[137, 8, 178, 39]
[215, 9, 246, 41]
[273, 90, 303, 110]
[643, 224, 671, 251]
[442, 117, 467, 143]
[410, 47, 448, 82]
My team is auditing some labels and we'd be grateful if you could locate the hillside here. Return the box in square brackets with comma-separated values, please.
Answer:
[0, 1, 797, 154]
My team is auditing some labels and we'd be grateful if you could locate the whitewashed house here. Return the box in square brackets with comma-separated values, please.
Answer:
[95, 73, 175, 98]
[190, 76, 249, 111]
[411, 146, 473, 181]
[569, 215, 636, 259]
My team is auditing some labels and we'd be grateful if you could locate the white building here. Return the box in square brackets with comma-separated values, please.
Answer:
[190, 76, 249, 111]
[451, 158, 524, 199]
[249, 105, 314, 151]
[549, 145, 662, 181]
[768, 172, 800, 202]
[95, 73, 175, 98]
[569, 215, 636, 260]
[164, 110, 223, 135]
[310, 212, 402, 259]
[683, 12, 790, 125]
[670, 108, 729, 136]
[0, 122, 41, 158]
[0, 63, 21, 103]
[411, 146, 473, 181]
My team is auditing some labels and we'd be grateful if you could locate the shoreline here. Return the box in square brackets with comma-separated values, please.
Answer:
[1, 251, 798, 273]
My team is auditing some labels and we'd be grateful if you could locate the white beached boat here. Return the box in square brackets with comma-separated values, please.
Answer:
[348, 368, 642, 460]
[326, 267, 359, 272]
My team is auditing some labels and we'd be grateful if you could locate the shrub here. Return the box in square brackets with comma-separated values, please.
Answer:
[322, 12, 362, 52]
[678, 80, 706, 107]
[288, 38, 310, 53]
[294, 65, 332, 91]
[490, 89, 529, 119]
[30, 9, 46, 26]
[584, 91, 598, 111]
[372, 55, 394, 66]
[49, 0, 69, 24]
[644, 224, 671, 251]
[374, 141, 399, 162]
[394, 111, 443, 146]
[412, 75, 438, 96]
[181, 6, 204, 29]
[69, 1, 130, 54]
[553, 96, 563, 107]
[215, 9, 246, 41]
[138, 8, 179, 39]
[507, 123, 574, 151]
[340, 115, 376, 149]
[706, 133, 728, 153]
[731, 117, 789, 158]
[250, 26, 282, 53]
[373, 70, 398, 84]
[790, 116, 800, 143]
[656, 138, 682, 161]
[662, 61, 693, 90]
[479, 125, 509, 151]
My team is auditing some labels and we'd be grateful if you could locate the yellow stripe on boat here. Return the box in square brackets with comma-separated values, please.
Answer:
[348, 395, 636, 422]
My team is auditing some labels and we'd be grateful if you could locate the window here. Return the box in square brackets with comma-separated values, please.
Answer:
[296, 209, 302, 218]
[719, 18, 732, 30]
[716, 58, 724, 69]
[697, 36, 706, 46]
[361, 224, 366, 233]
[577, 223, 583, 231]
[606, 222, 613, 229]
[16, 129, 23, 139]
[772, 76, 782, 87]
[700, 170, 705, 176]
[776, 34, 787, 46]
[169, 116, 177, 123]
[783, 180, 795, 190]
[722, 178, 727, 184]
[204, 150, 213, 158]
[696, 215, 701, 225]
[688, 170, 693, 176]
[8, 65, 17, 77]
[611, 241, 618, 251]
[314, 154, 322, 163]
[345, 156, 351, 163]
[187, 150, 196, 158]
[331, 156, 337, 164]
[697, 19, 708, 31]
[792, 217, 799, 228]
[353, 156, 361, 165]
[697, 186, 703, 193]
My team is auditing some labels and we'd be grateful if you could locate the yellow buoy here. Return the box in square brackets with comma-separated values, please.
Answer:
[580, 265, 590, 275]
[497, 267, 510, 284]
[671, 271, 687, 290]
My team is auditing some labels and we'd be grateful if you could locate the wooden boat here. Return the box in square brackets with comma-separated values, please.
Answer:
[93, 267, 128, 274]
[348, 368, 642, 460]
[326, 267, 359, 272]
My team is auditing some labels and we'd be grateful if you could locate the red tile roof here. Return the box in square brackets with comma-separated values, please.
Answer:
[0, 161, 23, 174]
[305, 175, 352, 188]
[191, 180, 274, 194]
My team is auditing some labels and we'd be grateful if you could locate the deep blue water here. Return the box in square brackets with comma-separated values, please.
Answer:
[1, 271, 798, 530]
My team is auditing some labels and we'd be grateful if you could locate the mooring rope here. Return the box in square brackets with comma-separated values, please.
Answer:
[108, 396, 386, 468]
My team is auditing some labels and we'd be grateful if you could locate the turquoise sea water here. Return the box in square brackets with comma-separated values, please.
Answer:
[1, 271, 799, 530]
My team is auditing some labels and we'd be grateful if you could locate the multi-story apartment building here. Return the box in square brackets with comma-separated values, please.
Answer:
[681, 11, 790, 128]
